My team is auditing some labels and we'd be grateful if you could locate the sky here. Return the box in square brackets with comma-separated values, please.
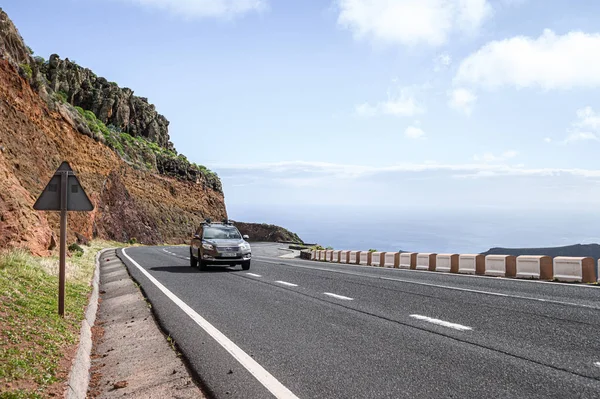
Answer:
[5, 0, 600, 216]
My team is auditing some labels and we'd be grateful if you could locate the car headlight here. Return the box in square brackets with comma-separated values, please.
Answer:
[239, 244, 250, 251]
[202, 243, 214, 250]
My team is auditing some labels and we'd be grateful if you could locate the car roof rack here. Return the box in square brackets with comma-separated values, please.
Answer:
[199, 218, 234, 226]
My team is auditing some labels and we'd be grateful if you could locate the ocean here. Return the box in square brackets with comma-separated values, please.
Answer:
[228, 205, 600, 254]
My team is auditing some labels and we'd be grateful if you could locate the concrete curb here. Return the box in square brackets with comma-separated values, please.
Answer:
[65, 247, 113, 399]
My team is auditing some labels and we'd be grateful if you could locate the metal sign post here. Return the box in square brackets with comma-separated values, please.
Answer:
[34, 162, 94, 317]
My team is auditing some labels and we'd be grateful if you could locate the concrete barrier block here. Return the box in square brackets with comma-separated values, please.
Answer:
[370, 252, 384, 267]
[332, 250, 341, 263]
[400, 253, 417, 269]
[458, 254, 485, 275]
[359, 251, 372, 265]
[317, 250, 324, 261]
[436, 254, 459, 273]
[340, 251, 349, 264]
[553, 257, 596, 283]
[326, 250, 335, 262]
[349, 251, 360, 265]
[485, 255, 517, 277]
[310, 250, 317, 260]
[416, 253, 437, 271]
[384, 252, 400, 268]
[516, 255, 553, 280]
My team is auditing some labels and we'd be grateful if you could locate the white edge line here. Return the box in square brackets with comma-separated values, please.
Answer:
[410, 314, 473, 331]
[246, 273, 262, 277]
[275, 281, 298, 287]
[121, 248, 299, 399]
[323, 292, 353, 301]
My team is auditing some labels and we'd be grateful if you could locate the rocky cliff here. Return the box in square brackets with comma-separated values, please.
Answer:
[0, 9, 227, 254]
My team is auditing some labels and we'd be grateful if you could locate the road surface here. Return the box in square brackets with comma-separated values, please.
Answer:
[118, 243, 600, 398]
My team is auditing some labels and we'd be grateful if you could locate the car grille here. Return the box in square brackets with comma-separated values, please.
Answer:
[217, 246, 239, 252]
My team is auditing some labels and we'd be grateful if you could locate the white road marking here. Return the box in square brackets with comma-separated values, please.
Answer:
[246, 273, 262, 277]
[410, 314, 473, 331]
[324, 292, 354, 301]
[594, 362, 600, 368]
[121, 249, 299, 399]
[275, 281, 298, 287]
[253, 259, 600, 311]
[162, 248, 191, 261]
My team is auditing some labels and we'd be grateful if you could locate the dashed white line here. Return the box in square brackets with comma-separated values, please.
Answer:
[594, 362, 600, 368]
[324, 292, 354, 301]
[275, 281, 298, 287]
[121, 249, 299, 399]
[246, 273, 262, 277]
[410, 314, 473, 331]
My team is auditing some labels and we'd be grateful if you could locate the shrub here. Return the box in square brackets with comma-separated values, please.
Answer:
[326, 246, 334, 250]
[368, 249, 377, 252]
[128, 238, 137, 245]
[54, 91, 68, 103]
[68, 243, 84, 257]
[26, 46, 34, 55]
[19, 63, 32, 79]
[33, 55, 45, 64]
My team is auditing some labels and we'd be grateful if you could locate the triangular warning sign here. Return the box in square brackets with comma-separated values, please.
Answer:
[33, 162, 94, 211]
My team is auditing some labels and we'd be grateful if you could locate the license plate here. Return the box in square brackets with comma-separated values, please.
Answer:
[221, 252, 237, 257]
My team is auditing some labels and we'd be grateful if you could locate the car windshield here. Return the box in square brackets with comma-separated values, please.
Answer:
[203, 226, 242, 240]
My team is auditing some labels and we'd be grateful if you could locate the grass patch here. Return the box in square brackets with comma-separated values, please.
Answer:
[0, 240, 126, 397]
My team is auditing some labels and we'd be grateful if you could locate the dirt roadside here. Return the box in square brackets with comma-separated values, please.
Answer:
[87, 249, 206, 398]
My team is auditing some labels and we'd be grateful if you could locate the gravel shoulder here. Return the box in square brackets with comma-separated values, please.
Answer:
[87, 249, 206, 398]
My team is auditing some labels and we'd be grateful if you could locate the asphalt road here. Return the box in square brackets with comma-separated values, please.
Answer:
[118, 243, 600, 399]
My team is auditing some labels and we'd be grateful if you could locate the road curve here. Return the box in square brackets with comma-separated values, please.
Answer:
[118, 243, 600, 399]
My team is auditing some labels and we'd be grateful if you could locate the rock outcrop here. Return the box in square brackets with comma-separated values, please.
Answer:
[40, 55, 172, 149]
[232, 221, 304, 244]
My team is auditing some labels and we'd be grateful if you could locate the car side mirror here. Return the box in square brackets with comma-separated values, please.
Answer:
[243, 235, 249, 240]
[194, 234, 200, 239]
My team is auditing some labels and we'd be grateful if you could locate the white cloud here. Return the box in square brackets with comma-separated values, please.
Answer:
[455, 29, 600, 90]
[122, 0, 267, 18]
[404, 125, 425, 139]
[473, 150, 518, 163]
[544, 137, 552, 143]
[336, 0, 492, 47]
[214, 160, 600, 180]
[563, 106, 600, 144]
[356, 85, 425, 117]
[448, 88, 477, 115]
[564, 132, 599, 144]
[434, 52, 452, 71]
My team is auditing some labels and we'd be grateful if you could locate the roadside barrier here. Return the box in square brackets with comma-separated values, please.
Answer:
[349, 251, 360, 265]
[553, 257, 596, 283]
[400, 253, 416, 269]
[370, 252, 384, 267]
[384, 252, 400, 268]
[516, 255, 552, 280]
[436, 254, 459, 273]
[485, 255, 517, 277]
[359, 251, 372, 266]
[307, 248, 597, 284]
[458, 254, 485, 274]
[416, 253, 437, 271]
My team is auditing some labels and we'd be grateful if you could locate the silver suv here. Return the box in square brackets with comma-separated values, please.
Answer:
[190, 220, 252, 270]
